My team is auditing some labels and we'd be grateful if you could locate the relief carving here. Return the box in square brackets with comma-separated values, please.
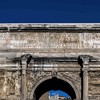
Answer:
[89, 95, 100, 100]
[27, 71, 36, 93]
[59, 72, 81, 83]
[89, 84, 100, 95]
[89, 72, 100, 78]
[0, 71, 5, 96]
[2, 71, 21, 98]
[26, 70, 51, 96]
[89, 72, 100, 95]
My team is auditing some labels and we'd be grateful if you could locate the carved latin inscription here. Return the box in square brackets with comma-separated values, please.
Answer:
[1, 32, 100, 50]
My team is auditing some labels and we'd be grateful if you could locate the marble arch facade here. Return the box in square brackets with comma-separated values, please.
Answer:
[0, 24, 100, 100]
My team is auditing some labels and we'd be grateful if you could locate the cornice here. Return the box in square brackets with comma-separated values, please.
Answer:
[0, 23, 100, 32]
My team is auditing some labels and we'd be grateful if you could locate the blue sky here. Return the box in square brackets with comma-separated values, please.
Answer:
[0, 0, 100, 23]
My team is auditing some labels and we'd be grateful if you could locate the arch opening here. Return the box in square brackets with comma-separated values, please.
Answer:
[34, 77, 77, 100]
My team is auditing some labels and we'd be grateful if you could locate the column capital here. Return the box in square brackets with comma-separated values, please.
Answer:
[79, 55, 90, 65]
[20, 54, 32, 75]
[21, 54, 32, 64]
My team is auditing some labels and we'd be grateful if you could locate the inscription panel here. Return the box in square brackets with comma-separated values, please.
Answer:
[0, 32, 100, 50]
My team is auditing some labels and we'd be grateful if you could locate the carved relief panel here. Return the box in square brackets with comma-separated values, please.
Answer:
[89, 72, 100, 95]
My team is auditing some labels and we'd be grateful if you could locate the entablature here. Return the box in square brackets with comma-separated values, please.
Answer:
[0, 55, 100, 72]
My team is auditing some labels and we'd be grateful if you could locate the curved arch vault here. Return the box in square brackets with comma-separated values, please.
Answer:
[30, 74, 80, 100]
[35, 78, 76, 100]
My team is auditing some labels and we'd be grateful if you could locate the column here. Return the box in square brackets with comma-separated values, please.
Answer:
[21, 55, 27, 100]
[80, 55, 89, 100]
[20, 54, 32, 100]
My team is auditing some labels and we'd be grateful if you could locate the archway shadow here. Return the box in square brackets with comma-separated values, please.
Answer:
[34, 77, 76, 100]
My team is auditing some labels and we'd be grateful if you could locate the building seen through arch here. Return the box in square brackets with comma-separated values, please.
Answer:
[49, 90, 71, 100]
[35, 78, 74, 100]
[40, 90, 71, 100]
[0, 24, 100, 100]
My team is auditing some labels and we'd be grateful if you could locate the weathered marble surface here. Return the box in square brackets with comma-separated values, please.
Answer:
[1, 32, 100, 58]
[0, 32, 100, 49]
[0, 24, 100, 100]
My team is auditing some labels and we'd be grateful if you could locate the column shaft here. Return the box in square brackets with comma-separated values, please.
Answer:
[79, 55, 89, 100]
[83, 69, 88, 100]
[21, 62, 27, 100]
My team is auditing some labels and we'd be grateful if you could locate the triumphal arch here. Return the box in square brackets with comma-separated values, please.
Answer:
[0, 24, 100, 100]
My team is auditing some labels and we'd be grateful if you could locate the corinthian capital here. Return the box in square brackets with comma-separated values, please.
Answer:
[78, 55, 90, 65]
[21, 54, 32, 64]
